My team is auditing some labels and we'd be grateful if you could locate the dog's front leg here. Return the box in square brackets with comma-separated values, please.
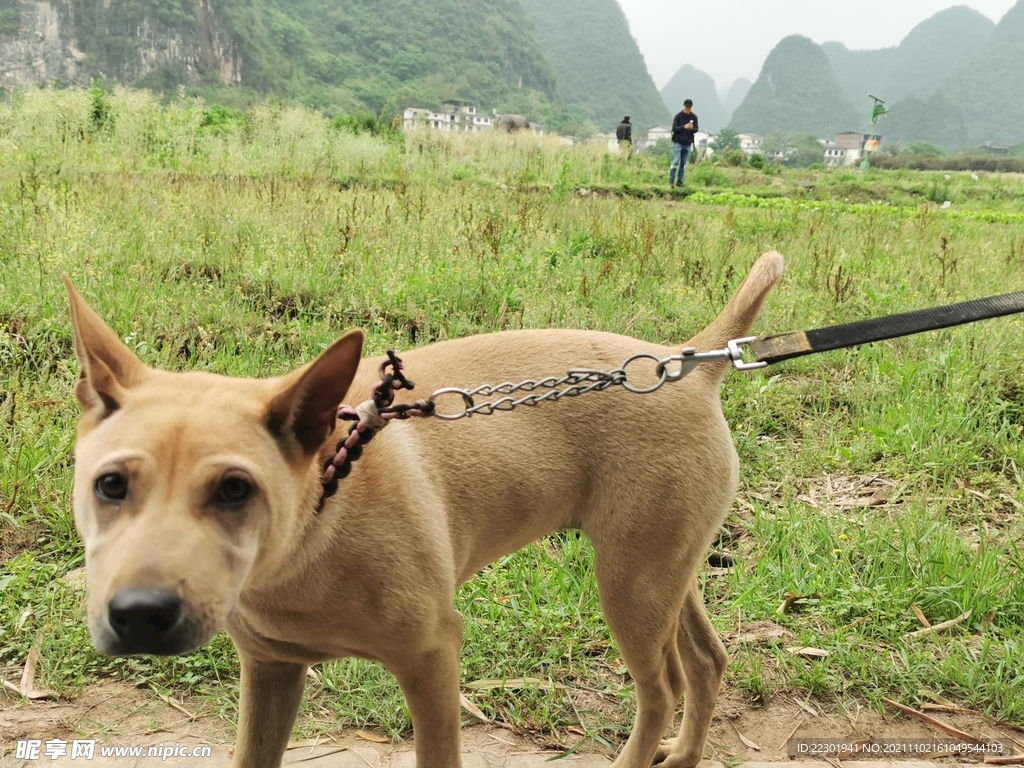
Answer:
[388, 612, 464, 768]
[233, 654, 307, 768]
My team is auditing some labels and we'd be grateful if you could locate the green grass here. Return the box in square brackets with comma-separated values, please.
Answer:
[2, 87, 1023, 740]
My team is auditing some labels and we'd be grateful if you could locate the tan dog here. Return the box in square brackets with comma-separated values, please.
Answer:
[65, 251, 783, 768]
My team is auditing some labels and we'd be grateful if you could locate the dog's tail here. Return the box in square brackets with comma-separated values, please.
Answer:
[684, 250, 784, 384]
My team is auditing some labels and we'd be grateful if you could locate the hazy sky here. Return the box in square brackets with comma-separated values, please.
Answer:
[616, 0, 1017, 93]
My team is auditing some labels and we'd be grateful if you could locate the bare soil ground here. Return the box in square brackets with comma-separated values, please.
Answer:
[3, 678, 1022, 765]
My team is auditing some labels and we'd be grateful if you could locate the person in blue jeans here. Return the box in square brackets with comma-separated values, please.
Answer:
[669, 99, 698, 187]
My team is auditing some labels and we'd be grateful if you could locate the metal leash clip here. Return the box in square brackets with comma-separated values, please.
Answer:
[726, 336, 769, 370]
[657, 346, 733, 383]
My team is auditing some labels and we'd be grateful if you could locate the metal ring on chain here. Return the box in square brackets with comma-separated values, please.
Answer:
[427, 387, 477, 420]
[619, 352, 670, 394]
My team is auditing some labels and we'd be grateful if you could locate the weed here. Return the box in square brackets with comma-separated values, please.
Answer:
[87, 80, 113, 137]
[689, 163, 732, 188]
[935, 234, 958, 288]
[825, 264, 855, 306]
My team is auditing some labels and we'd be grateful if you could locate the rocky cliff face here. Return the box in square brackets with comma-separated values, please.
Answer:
[0, 0, 240, 90]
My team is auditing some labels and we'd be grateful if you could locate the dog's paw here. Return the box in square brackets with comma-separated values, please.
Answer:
[651, 744, 709, 768]
[651, 740, 675, 766]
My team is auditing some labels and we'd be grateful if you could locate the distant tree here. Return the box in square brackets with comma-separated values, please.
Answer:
[747, 152, 767, 169]
[648, 137, 674, 158]
[0, 5, 21, 36]
[761, 130, 789, 162]
[788, 132, 827, 167]
[710, 128, 740, 153]
[904, 140, 946, 157]
[760, 130, 825, 167]
[718, 149, 745, 167]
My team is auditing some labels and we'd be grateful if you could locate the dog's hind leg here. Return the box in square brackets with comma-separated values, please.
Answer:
[652, 586, 728, 768]
[387, 610, 465, 768]
[233, 655, 307, 768]
[594, 554, 689, 768]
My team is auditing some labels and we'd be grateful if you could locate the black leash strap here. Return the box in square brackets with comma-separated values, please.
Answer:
[747, 291, 1024, 365]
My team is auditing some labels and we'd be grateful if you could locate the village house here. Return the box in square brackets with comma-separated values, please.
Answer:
[823, 141, 847, 166]
[823, 132, 883, 165]
[832, 131, 882, 164]
[631, 126, 712, 156]
[741, 134, 765, 156]
[980, 141, 1010, 155]
[631, 125, 671, 153]
[737, 133, 763, 156]
[693, 130, 713, 156]
[646, 125, 672, 143]
[402, 100, 494, 132]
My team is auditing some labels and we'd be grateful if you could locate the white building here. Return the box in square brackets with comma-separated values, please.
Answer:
[694, 130, 713, 157]
[823, 141, 846, 166]
[402, 100, 494, 132]
[646, 126, 672, 143]
[633, 126, 712, 155]
[633, 125, 671, 152]
[824, 132, 883, 166]
[737, 133, 763, 156]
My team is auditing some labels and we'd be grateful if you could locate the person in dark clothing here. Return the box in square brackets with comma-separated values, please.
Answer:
[669, 100, 698, 186]
[616, 115, 632, 158]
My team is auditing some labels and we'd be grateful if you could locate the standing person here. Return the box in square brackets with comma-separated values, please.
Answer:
[669, 100, 698, 187]
[616, 115, 632, 158]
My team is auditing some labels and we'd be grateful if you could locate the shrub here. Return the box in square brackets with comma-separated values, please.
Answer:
[88, 80, 114, 136]
[200, 104, 245, 135]
[904, 140, 947, 158]
[330, 113, 399, 141]
[787, 133, 827, 168]
[710, 128, 740, 153]
[747, 152, 767, 170]
[688, 163, 731, 187]
[0, 6, 20, 35]
[720, 149, 745, 167]
[648, 137, 673, 158]
[868, 154, 1024, 172]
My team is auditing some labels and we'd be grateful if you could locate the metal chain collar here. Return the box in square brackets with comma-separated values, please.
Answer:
[317, 337, 762, 506]
[423, 336, 764, 420]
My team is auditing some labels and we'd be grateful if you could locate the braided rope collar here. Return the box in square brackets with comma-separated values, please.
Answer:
[315, 351, 433, 512]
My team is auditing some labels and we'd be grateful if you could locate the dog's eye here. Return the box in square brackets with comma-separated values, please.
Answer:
[216, 477, 252, 506]
[95, 473, 128, 501]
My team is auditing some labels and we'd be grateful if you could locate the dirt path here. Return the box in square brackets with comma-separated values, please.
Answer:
[4, 680, 1022, 767]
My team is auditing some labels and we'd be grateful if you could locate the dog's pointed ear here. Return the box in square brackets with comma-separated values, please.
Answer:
[266, 330, 364, 455]
[64, 274, 148, 421]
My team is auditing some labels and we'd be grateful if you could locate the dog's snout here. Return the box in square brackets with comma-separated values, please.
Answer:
[107, 588, 184, 653]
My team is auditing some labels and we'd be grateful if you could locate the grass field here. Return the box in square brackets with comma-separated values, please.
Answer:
[2, 87, 1023, 741]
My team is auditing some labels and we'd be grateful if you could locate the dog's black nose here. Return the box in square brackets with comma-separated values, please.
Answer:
[108, 588, 183, 652]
